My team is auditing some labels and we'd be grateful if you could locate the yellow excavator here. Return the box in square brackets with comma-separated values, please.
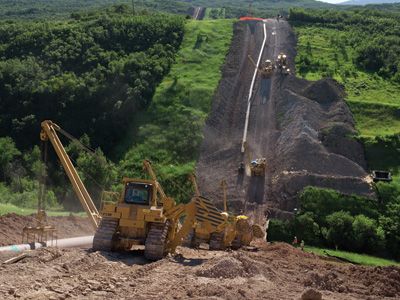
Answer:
[38, 120, 229, 260]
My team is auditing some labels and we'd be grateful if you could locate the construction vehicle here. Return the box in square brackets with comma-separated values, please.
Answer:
[37, 120, 228, 260]
[250, 158, 266, 176]
[276, 52, 290, 74]
[187, 177, 266, 250]
[248, 55, 274, 79]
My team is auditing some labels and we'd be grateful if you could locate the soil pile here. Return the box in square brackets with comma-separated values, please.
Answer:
[0, 213, 94, 246]
[1, 242, 399, 299]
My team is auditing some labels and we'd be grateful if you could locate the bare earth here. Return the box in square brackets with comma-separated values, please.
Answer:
[0, 242, 399, 299]
[196, 19, 373, 221]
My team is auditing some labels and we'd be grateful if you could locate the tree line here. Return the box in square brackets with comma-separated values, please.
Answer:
[269, 185, 400, 260]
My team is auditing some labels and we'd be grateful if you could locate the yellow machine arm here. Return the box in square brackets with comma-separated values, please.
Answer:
[40, 120, 101, 229]
[164, 198, 197, 253]
[189, 174, 200, 197]
[143, 160, 167, 206]
[220, 180, 228, 213]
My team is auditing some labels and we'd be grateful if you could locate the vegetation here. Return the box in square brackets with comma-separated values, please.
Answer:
[304, 246, 400, 267]
[0, 0, 333, 20]
[0, 10, 234, 211]
[0, 203, 85, 217]
[268, 185, 400, 260]
[117, 19, 235, 203]
[290, 8, 400, 182]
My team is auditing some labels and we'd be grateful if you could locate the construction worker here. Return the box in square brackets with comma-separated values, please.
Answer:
[292, 236, 298, 247]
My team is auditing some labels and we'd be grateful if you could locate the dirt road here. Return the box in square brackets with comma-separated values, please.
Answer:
[196, 19, 373, 220]
[190, 7, 205, 20]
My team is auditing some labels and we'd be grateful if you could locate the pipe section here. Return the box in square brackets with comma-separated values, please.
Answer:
[0, 235, 94, 254]
[241, 21, 267, 153]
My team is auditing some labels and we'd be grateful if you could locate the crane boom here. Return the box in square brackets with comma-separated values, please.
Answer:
[40, 120, 101, 229]
[143, 160, 167, 205]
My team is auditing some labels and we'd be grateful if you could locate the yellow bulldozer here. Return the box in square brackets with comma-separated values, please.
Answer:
[37, 120, 240, 260]
[250, 158, 266, 176]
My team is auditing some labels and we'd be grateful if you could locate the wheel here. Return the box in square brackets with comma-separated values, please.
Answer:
[144, 222, 169, 261]
[209, 232, 225, 250]
[231, 236, 242, 250]
[92, 218, 118, 251]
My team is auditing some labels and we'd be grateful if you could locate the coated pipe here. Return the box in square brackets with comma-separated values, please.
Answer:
[0, 235, 94, 254]
[241, 21, 267, 153]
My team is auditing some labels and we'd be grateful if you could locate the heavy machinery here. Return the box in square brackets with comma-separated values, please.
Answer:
[38, 120, 225, 260]
[187, 176, 266, 250]
[250, 158, 266, 176]
[276, 52, 290, 74]
[248, 55, 274, 79]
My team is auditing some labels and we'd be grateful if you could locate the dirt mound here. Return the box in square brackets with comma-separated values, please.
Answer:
[302, 79, 344, 104]
[0, 213, 94, 246]
[196, 256, 246, 278]
[304, 271, 349, 293]
[350, 265, 400, 297]
[1, 243, 399, 299]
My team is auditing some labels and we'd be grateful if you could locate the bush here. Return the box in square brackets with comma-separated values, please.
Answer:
[352, 214, 385, 253]
[268, 219, 293, 243]
[326, 211, 354, 250]
[293, 212, 321, 245]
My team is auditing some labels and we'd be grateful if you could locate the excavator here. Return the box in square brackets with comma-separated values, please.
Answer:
[35, 120, 235, 260]
[248, 55, 274, 79]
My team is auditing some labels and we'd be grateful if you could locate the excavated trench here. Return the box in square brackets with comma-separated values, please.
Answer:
[196, 19, 374, 220]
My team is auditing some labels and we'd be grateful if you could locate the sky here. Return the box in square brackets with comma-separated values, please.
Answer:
[316, 0, 347, 3]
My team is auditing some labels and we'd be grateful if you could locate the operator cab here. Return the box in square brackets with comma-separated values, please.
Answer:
[124, 182, 152, 205]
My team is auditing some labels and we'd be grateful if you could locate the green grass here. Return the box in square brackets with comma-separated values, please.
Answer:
[153, 19, 235, 111]
[0, 203, 85, 217]
[305, 246, 400, 267]
[294, 25, 400, 137]
[204, 8, 226, 19]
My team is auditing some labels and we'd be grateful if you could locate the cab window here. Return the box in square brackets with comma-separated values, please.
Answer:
[124, 183, 151, 205]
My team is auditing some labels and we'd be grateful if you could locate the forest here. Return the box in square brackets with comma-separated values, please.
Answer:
[0, 6, 186, 210]
[0, 0, 333, 20]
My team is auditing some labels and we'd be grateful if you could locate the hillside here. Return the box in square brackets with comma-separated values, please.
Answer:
[0, 0, 334, 19]
[290, 8, 400, 182]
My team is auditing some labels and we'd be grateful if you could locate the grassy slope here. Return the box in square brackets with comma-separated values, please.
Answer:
[153, 19, 234, 110]
[294, 25, 400, 178]
[305, 246, 400, 267]
[152, 19, 235, 176]
[295, 25, 400, 137]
